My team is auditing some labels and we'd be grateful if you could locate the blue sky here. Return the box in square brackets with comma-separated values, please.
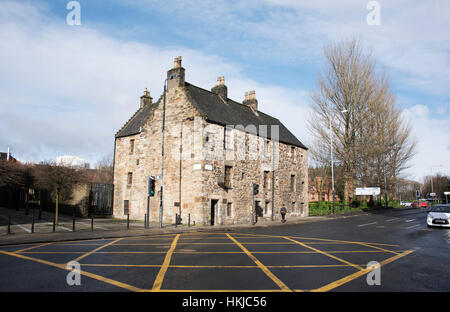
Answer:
[1, 0, 449, 181]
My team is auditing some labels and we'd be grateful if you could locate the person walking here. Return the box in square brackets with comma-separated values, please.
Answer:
[280, 206, 287, 223]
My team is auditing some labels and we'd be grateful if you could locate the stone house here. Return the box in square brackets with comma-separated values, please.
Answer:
[113, 57, 308, 225]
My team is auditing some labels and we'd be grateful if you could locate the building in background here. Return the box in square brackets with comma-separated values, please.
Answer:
[56, 155, 90, 168]
[113, 57, 308, 225]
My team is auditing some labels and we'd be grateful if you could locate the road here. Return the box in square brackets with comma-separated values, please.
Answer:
[0, 207, 449, 292]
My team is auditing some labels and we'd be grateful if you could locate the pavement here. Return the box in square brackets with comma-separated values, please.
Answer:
[1, 205, 448, 292]
[0, 205, 367, 246]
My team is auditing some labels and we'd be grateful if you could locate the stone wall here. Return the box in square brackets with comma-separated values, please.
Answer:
[113, 69, 308, 225]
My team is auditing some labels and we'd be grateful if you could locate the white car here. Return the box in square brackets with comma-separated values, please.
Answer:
[427, 205, 450, 228]
[399, 201, 410, 206]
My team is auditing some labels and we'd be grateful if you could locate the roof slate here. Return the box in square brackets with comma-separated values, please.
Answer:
[115, 82, 307, 150]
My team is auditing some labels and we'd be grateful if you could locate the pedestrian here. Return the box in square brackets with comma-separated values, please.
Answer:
[280, 206, 287, 223]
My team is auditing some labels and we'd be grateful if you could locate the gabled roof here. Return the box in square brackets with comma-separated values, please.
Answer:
[115, 100, 158, 138]
[115, 82, 307, 150]
[185, 83, 307, 149]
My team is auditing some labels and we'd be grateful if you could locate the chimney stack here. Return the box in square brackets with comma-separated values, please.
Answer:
[243, 90, 258, 111]
[167, 56, 185, 89]
[211, 76, 227, 100]
[140, 88, 153, 108]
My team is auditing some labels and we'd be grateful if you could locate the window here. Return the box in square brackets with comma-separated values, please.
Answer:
[264, 138, 270, 157]
[127, 172, 133, 185]
[265, 201, 270, 215]
[290, 174, 295, 192]
[136, 159, 139, 166]
[292, 201, 296, 211]
[224, 166, 232, 188]
[205, 131, 212, 143]
[311, 193, 315, 200]
[124, 200, 129, 215]
[291, 146, 295, 160]
[130, 139, 135, 154]
[263, 171, 269, 190]
[224, 127, 232, 150]
[227, 202, 232, 217]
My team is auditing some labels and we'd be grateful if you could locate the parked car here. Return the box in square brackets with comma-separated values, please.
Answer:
[412, 201, 427, 208]
[427, 204, 450, 228]
[399, 201, 410, 206]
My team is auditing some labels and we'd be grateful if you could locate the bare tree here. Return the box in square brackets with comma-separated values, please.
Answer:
[309, 37, 416, 202]
[94, 154, 113, 184]
[32, 161, 86, 225]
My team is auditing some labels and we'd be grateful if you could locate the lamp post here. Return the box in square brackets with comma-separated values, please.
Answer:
[430, 165, 443, 201]
[330, 109, 347, 214]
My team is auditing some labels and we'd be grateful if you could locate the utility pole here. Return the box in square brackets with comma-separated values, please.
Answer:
[159, 78, 168, 228]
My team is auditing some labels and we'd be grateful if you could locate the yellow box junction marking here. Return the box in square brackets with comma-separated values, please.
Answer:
[311, 249, 414, 292]
[0, 232, 414, 292]
[283, 236, 363, 270]
[72, 238, 124, 263]
[226, 233, 291, 292]
[151, 234, 180, 291]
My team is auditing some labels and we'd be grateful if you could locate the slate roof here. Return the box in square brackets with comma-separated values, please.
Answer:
[115, 99, 158, 138]
[115, 82, 307, 150]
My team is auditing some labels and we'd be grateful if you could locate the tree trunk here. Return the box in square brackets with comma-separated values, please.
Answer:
[55, 190, 59, 225]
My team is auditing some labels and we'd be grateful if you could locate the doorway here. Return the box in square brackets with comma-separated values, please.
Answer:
[211, 199, 218, 226]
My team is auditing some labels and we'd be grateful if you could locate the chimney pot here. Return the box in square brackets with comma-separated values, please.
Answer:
[174, 56, 182, 68]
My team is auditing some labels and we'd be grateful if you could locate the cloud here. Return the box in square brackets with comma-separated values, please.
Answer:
[0, 1, 310, 165]
[402, 104, 450, 179]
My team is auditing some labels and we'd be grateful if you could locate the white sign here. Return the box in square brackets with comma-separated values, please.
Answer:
[444, 192, 450, 195]
[429, 193, 436, 197]
[355, 187, 381, 196]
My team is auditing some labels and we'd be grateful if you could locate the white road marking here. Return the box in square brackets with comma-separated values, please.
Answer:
[405, 219, 415, 223]
[385, 218, 399, 222]
[0, 215, 31, 233]
[357, 222, 378, 227]
[406, 224, 420, 229]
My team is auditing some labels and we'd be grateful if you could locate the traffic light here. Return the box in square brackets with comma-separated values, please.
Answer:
[253, 183, 259, 195]
[148, 176, 156, 197]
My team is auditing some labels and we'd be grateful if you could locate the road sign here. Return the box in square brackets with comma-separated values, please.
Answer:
[355, 187, 381, 196]
[444, 192, 450, 195]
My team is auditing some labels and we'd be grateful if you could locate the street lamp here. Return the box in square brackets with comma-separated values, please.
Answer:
[430, 165, 443, 201]
[330, 109, 347, 214]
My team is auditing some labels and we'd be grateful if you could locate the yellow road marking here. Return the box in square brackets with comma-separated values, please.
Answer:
[226, 233, 291, 292]
[14, 242, 54, 253]
[152, 234, 180, 291]
[0, 250, 142, 292]
[155, 289, 285, 292]
[232, 232, 400, 247]
[19, 250, 406, 255]
[80, 264, 365, 269]
[71, 238, 124, 263]
[311, 249, 414, 292]
[283, 237, 363, 270]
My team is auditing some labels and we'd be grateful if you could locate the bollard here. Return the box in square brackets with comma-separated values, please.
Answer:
[188, 214, 190, 227]
[8, 215, 11, 234]
[144, 214, 147, 229]
[52, 216, 56, 233]
[91, 216, 94, 231]
[175, 214, 178, 227]
[31, 210, 35, 233]
[73, 217, 75, 232]
[127, 214, 130, 229]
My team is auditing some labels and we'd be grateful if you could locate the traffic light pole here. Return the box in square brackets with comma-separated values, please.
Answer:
[251, 183, 255, 225]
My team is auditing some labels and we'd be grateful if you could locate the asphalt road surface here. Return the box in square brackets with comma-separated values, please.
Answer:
[0, 207, 449, 292]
